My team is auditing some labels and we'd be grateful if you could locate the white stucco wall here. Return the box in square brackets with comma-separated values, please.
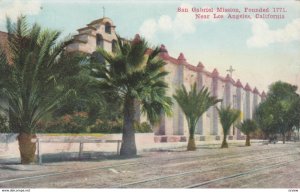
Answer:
[65, 17, 265, 141]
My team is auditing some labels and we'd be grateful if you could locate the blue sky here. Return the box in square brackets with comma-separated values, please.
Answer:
[0, 0, 300, 93]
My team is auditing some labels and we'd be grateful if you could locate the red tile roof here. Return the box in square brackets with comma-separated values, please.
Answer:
[244, 83, 252, 91]
[235, 79, 243, 88]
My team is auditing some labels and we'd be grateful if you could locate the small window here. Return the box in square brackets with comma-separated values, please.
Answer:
[112, 39, 117, 52]
[96, 34, 103, 48]
[105, 22, 111, 34]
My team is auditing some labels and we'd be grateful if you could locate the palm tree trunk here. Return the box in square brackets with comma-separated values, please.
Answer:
[187, 138, 196, 151]
[120, 97, 137, 156]
[18, 133, 36, 164]
[245, 134, 250, 146]
[187, 122, 196, 151]
[187, 125, 196, 151]
[221, 134, 228, 148]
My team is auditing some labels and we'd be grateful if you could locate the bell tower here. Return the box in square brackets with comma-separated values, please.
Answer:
[66, 17, 117, 54]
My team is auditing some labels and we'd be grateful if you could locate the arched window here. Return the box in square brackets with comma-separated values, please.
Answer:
[96, 34, 103, 48]
[105, 22, 111, 34]
[112, 39, 117, 52]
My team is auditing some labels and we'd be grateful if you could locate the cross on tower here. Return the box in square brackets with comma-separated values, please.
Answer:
[226, 65, 235, 78]
[102, 6, 105, 18]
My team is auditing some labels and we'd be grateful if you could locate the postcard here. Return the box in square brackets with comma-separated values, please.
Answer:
[0, 0, 299, 190]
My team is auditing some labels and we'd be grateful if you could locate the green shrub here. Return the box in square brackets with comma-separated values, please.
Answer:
[134, 122, 152, 133]
[89, 119, 123, 133]
[37, 113, 156, 134]
[0, 114, 10, 133]
[89, 121, 152, 133]
[39, 112, 89, 133]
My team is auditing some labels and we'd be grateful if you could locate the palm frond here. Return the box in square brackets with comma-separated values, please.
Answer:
[1, 16, 82, 134]
[173, 83, 221, 135]
[217, 106, 240, 136]
[237, 119, 257, 135]
[92, 35, 172, 125]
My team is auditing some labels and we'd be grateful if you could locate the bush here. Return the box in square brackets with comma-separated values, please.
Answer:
[251, 128, 264, 139]
[89, 121, 152, 133]
[0, 114, 10, 133]
[36, 113, 153, 134]
[89, 119, 123, 133]
[134, 122, 152, 133]
[39, 112, 89, 133]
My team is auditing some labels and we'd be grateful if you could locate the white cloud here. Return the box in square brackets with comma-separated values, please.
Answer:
[0, 0, 41, 22]
[139, 19, 158, 42]
[139, 3, 197, 41]
[158, 15, 172, 32]
[139, 3, 224, 41]
[247, 18, 300, 47]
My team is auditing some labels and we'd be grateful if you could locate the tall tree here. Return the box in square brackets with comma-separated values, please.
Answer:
[237, 119, 257, 146]
[256, 81, 300, 144]
[91, 35, 172, 156]
[173, 83, 220, 150]
[0, 16, 81, 164]
[218, 106, 240, 148]
[52, 64, 122, 125]
[255, 101, 277, 140]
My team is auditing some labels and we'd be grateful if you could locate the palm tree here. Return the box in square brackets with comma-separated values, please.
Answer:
[218, 106, 240, 148]
[0, 16, 81, 164]
[237, 119, 257, 146]
[173, 83, 221, 151]
[91, 35, 172, 156]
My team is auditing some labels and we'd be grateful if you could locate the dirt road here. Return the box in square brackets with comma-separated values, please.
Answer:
[0, 142, 299, 188]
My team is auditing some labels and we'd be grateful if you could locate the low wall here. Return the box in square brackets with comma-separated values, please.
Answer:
[98, 133, 155, 146]
[0, 133, 156, 163]
[0, 133, 155, 144]
[0, 133, 246, 163]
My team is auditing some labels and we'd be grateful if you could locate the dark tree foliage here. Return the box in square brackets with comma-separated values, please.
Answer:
[255, 81, 300, 143]
[52, 62, 123, 126]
